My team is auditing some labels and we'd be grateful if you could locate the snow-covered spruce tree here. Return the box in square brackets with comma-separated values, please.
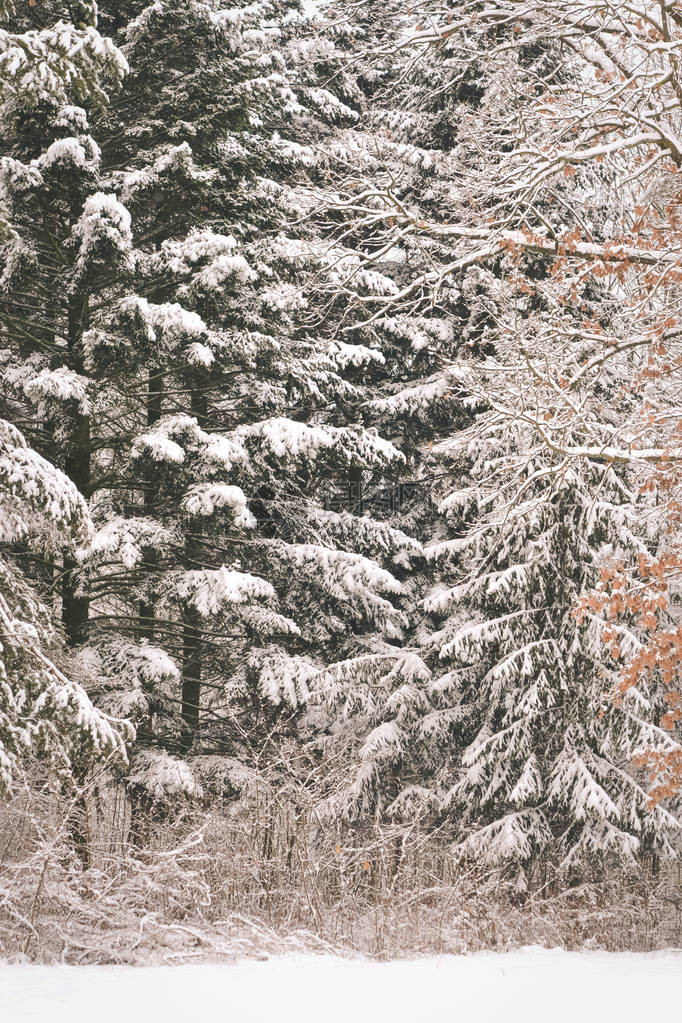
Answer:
[315, 1, 681, 879]
[0, 3, 129, 850]
[0, 2, 125, 114]
[421, 421, 679, 890]
[15, 1, 417, 808]
[419, 0, 682, 807]
[296, 1, 530, 821]
[0, 0, 130, 647]
[0, 418, 127, 795]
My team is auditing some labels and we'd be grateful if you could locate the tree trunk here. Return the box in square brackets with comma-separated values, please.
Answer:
[62, 407, 90, 645]
[181, 595, 202, 751]
[139, 370, 163, 640]
[180, 381, 207, 750]
[61, 238, 91, 646]
[347, 464, 364, 515]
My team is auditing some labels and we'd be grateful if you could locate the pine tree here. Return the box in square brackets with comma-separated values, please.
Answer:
[308, 1, 682, 875]
[0, 418, 126, 794]
[302, 0, 512, 820]
[0, 0, 129, 794]
[0, 1, 425, 813]
[423, 422, 679, 889]
[0, 2, 125, 113]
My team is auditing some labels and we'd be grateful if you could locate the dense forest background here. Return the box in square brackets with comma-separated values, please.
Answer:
[0, 0, 681, 961]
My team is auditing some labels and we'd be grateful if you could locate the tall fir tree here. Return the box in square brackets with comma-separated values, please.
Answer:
[305, 0, 682, 878]
[2, 1, 422, 817]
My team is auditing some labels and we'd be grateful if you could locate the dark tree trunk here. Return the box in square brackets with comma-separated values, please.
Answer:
[61, 405, 91, 644]
[347, 464, 364, 515]
[139, 370, 164, 641]
[61, 225, 91, 646]
[180, 380, 207, 750]
[181, 595, 202, 751]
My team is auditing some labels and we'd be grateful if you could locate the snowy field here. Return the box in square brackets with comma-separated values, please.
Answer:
[2, 948, 681, 1023]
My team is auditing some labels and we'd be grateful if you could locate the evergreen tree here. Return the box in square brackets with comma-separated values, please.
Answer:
[0, 418, 126, 793]
[0, 0, 129, 794]
[423, 422, 678, 889]
[2, 1, 422, 813]
[308, 1, 682, 880]
[304, 0, 511, 820]
[3, 0, 678, 889]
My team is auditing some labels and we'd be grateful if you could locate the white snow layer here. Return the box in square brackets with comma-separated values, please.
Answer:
[1, 948, 680, 1023]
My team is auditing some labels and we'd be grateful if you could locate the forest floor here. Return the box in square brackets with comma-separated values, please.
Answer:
[2, 946, 681, 1022]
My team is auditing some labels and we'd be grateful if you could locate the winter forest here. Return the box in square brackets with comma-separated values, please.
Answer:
[1, 0, 682, 967]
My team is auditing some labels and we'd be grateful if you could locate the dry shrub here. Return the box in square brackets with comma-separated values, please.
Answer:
[1, 771, 681, 963]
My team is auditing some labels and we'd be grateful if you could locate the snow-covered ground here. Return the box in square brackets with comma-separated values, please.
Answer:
[2, 948, 680, 1023]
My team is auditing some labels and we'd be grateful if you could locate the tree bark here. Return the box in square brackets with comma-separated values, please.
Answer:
[139, 370, 163, 641]
[347, 464, 364, 515]
[61, 408, 90, 644]
[61, 208, 91, 646]
[181, 592, 202, 751]
[180, 380, 207, 750]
